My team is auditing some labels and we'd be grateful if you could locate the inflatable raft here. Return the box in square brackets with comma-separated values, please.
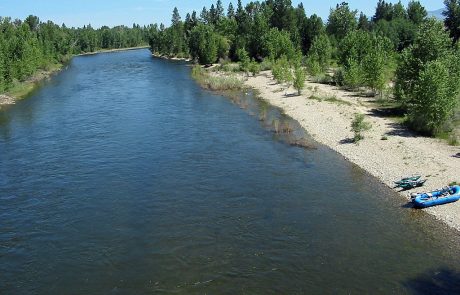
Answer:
[411, 185, 460, 208]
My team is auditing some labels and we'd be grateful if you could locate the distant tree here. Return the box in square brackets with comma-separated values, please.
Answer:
[172, 7, 181, 26]
[227, 2, 235, 19]
[373, 0, 394, 22]
[300, 14, 324, 54]
[25, 15, 40, 32]
[216, 0, 225, 22]
[327, 2, 358, 41]
[358, 12, 370, 31]
[407, 1, 427, 25]
[200, 7, 210, 24]
[392, 1, 407, 20]
[270, 0, 297, 32]
[444, 0, 460, 42]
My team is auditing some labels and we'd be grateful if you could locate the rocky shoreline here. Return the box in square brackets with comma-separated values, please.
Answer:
[243, 70, 460, 231]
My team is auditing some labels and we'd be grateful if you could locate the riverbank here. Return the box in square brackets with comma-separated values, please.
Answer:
[0, 63, 64, 109]
[214, 69, 460, 230]
[152, 53, 191, 62]
[76, 45, 149, 56]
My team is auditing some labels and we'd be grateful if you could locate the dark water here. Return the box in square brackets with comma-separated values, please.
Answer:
[1, 49, 460, 294]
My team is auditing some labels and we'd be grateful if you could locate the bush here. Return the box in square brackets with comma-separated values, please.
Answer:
[249, 60, 260, 76]
[351, 113, 372, 142]
[293, 63, 306, 95]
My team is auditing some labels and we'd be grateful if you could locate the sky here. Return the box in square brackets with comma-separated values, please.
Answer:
[0, 0, 446, 28]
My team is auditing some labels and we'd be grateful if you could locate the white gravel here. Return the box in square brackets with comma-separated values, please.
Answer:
[245, 71, 460, 231]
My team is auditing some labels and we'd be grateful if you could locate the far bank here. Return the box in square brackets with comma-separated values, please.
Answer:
[0, 46, 149, 109]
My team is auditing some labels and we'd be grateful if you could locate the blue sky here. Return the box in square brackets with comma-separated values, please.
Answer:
[0, 0, 445, 28]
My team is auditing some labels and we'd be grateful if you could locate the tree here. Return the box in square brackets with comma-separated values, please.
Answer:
[200, 7, 210, 24]
[410, 59, 460, 134]
[392, 1, 407, 20]
[307, 34, 332, 73]
[327, 2, 358, 41]
[272, 55, 291, 87]
[293, 62, 306, 95]
[172, 7, 181, 26]
[407, 1, 427, 25]
[227, 2, 235, 19]
[444, 0, 460, 42]
[394, 18, 460, 135]
[189, 24, 218, 64]
[262, 28, 295, 60]
[216, 0, 225, 22]
[395, 19, 452, 106]
[358, 13, 370, 31]
[300, 14, 324, 54]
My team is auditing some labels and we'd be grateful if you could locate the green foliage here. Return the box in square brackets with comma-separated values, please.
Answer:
[262, 28, 296, 60]
[338, 30, 393, 93]
[293, 62, 306, 95]
[395, 19, 452, 107]
[189, 24, 219, 64]
[327, 2, 358, 40]
[236, 47, 250, 75]
[351, 113, 372, 142]
[408, 59, 460, 134]
[444, 0, 460, 42]
[307, 34, 332, 73]
[407, 1, 427, 25]
[272, 56, 291, 86]
[342, 58, 364, 90]
[249, 60, 261, 76]
[395, 19, 460, 135]
[300, 14, 325, 54]
[0, 16, 149, 93]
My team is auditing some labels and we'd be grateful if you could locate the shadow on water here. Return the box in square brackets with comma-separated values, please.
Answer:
[404, 268, 460, 295]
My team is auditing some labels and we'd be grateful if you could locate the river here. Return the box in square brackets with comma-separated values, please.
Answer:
[1, 49, 460, 294]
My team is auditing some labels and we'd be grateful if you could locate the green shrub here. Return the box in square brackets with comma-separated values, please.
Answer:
[351, 113, 372, 142]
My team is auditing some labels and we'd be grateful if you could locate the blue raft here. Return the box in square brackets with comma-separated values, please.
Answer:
[412, 185, 460, 208]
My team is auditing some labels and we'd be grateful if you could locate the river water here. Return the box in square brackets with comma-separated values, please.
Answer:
[1, 49, 460, 294]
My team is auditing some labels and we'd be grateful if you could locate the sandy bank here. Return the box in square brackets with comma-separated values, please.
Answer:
[152, 53, 191, 62]
[77, 46, 149, 56]
[242, 70, 460, 231]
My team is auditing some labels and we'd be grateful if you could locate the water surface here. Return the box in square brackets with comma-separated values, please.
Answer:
[1, 49, 460, 294]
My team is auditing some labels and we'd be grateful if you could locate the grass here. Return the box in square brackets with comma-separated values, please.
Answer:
[6, 63, 64, 99]
[309, 94, 352, 106]
[191, 65, 244, 91]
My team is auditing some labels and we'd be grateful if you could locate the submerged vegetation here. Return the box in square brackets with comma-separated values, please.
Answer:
[149, 0, 460, 139]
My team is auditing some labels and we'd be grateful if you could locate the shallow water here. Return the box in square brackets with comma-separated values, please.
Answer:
[1, 49, 460, 294]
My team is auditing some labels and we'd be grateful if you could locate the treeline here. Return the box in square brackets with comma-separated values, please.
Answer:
[0, 15, 151, 93]
[149, 0, 460, 136]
